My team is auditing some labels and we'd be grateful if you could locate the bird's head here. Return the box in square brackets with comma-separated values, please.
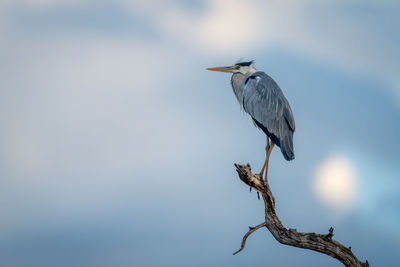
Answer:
[206, 60, 256, 75]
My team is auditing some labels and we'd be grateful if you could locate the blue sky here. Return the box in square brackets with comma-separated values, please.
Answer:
[0, 1, 399, 266]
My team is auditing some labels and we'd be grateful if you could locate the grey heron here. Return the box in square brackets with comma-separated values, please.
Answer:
[207, 61, 295, 182]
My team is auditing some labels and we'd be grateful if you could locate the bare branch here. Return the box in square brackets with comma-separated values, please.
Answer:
[233, 222, 267, 255]
[233, 163, 370, 267]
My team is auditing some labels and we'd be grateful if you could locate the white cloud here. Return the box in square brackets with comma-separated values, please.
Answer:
[0, 33, 244, 225]
[145, 0, 400, 101]
[194, 0, 264, 53]
[4, 0, 399, 88]
[0, 36, 179, 175]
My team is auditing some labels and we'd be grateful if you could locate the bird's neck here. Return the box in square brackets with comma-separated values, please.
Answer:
[231, 73, 248, 107]
[239, 65, 257, 76]
[248, 65, 257, 75]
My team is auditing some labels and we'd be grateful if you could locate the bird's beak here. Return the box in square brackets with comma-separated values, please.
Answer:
[206, 66, 235, 73]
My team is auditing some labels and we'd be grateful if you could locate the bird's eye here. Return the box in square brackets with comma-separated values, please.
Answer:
[234, 65, 240, 69]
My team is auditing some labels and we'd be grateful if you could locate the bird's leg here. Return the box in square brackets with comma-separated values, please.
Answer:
[259, 137, 270, 178]
[264, 142, 275, 183]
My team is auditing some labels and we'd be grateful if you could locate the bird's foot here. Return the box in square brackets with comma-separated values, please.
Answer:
[250, 186, 260, 200]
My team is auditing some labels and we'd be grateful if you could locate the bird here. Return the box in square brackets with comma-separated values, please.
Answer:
[207, 60, 295, 182]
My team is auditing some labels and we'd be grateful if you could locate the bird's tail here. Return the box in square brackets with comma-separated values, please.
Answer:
[280, 131, 295, 161]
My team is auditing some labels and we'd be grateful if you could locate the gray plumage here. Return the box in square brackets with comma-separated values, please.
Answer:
[231, 71, 295, 160]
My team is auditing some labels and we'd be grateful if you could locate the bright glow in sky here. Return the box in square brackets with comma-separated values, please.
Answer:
[313, 154, 359, 212]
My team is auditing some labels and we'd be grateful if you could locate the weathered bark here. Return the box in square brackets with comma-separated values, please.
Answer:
[233, 163, 369, 267]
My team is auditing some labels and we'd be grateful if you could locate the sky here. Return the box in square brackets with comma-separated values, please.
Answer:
[0, 0, 399, 266]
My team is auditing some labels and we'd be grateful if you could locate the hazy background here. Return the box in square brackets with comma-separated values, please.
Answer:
[0, 0, 399, 266]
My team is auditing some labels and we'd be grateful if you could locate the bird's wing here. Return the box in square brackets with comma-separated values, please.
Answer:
[243, 72, 295, 160]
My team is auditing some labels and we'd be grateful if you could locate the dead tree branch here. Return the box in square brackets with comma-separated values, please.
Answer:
[233, 163, 369, 267]
[233, 222, 267, 255]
